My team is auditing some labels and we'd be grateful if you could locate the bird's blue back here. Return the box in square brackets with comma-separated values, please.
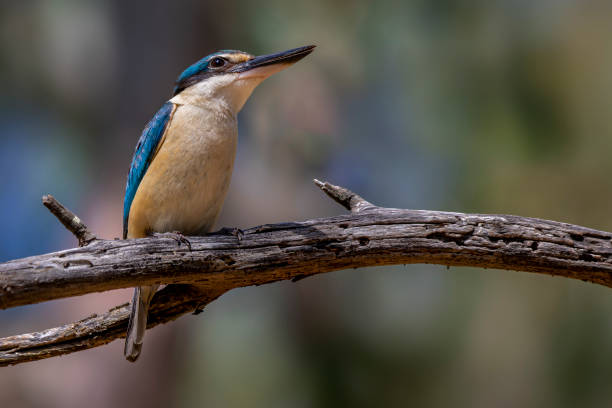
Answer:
[123, 102, 174, 239]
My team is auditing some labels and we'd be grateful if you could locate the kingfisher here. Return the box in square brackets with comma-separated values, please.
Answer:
[123, 45, 315, 362]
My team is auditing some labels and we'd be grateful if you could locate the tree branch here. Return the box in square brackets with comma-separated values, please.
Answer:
[42, 195, 96, 247]
[0, 285, 225, 366]
[313, 179, 375, 213]
[1, 180, 612, 366]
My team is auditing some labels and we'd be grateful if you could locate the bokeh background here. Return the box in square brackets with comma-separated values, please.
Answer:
[2, 0, 612, 407]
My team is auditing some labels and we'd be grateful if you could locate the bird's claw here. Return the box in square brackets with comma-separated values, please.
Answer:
[154, 231, 192, 251]
[216, 227, 244, 241]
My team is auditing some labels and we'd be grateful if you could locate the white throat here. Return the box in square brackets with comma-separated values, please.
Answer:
[170, 74, 265, 114]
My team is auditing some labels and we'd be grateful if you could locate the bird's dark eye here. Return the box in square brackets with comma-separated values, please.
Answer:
[210, 57, 227, 68]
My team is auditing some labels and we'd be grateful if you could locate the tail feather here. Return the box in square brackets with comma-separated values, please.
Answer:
[124, 285, 158, 362]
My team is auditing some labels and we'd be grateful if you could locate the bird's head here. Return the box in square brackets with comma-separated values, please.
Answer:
[171, 45, 315, 113]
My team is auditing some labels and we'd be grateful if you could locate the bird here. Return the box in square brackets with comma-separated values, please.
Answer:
[122, 45, 315, 362]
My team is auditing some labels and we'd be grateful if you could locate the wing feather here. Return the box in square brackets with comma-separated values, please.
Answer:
[123, 102, 175, 239]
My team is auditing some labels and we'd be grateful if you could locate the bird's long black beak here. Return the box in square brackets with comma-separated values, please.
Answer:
[232, 45, 316, 73]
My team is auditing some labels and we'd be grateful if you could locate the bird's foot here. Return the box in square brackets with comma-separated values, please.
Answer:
[154, 231, 192, 251]
[215, 227, 244, 242]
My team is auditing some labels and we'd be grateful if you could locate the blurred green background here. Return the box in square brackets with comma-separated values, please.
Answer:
[2, 0, 612, 407]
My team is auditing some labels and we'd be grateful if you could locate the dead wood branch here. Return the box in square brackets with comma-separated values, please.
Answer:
[1, 180, 611, 366]
[42, 195, 96, 247]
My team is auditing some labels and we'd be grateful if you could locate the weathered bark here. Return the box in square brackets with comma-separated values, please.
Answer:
[1, 180, 611, 366]
[0, 285, 225, 366]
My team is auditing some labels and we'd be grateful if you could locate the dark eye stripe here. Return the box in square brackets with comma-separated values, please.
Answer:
[173, 55, 236, 95]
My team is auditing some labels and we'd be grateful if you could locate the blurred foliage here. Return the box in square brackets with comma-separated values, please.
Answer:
[1, 0, 612, 407]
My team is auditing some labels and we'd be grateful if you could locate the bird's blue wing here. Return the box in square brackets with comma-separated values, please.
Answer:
[123, 102, 175, 239]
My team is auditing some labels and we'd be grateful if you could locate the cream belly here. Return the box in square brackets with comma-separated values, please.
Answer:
[127, 103, 237, 238]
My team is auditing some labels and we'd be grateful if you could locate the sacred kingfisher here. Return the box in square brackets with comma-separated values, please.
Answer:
[123, 45, 315, 361]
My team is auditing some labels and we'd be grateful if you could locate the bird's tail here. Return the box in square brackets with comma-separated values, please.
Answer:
[124, 285, 159, 362]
